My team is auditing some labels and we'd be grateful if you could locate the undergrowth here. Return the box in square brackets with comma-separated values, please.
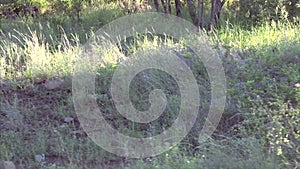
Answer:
[0, 7, 299, 168]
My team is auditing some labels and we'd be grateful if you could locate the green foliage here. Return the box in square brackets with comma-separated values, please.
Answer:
[215, 21, 300, 167]
[223, 0, 300, 26]
[238, 0, 289, 25]
[128, 138, 278, 169]
[1, 1, 300, 168]
[53, 0, 83, 20]
[29, 0, 50, 13]
[240, 101, 300, 167]
[286, 0, 300, 20]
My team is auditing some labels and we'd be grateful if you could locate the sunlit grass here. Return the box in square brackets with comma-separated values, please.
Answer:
[0, 8, 299, 168]
[217, 21, 300, 53]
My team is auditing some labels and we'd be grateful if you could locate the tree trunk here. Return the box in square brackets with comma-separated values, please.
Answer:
[187, 0, 198, 25]
[175, 0, 183, 17]
[201, 0, 204, 26]
[153, 0, 160, 12]
[161, 0, 167, 13]
[209, 0, 226, 29]
[209, 0, 217, 29]
[167, 0, 171, 14]
[197, 0, 202, 27]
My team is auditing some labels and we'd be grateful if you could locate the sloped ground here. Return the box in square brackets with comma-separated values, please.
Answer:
[0, 20, 300, 168]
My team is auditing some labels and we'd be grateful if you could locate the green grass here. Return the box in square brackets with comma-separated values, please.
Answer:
[0, 4, 300, 168]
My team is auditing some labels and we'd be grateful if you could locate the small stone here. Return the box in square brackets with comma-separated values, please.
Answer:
[97, 94, 108, 100]
[63, 117, 74, 123]
[1, 108, 23, 129]
[35, 154, 45, 162]
[3, 161, 16, 169]
[44, 78, 64, 90]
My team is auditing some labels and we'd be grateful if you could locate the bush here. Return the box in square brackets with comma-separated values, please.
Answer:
[215, 0, 300, 26]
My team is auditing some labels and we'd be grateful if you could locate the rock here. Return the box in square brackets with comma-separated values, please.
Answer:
[0, 107, 23, 130]
[44, 78, 64, 90]
[63, 117, 74, 123]
[96, 94, 109, 100]
[35, 154, 45, 163]
[3, 161, 16, 169]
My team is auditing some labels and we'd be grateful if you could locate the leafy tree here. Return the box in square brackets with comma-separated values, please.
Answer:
[286, 0, 300, 20]
[53, 0, 84, 21]
[187, 0, 226, 28]
[237, 0, 291, 25]
[209, 0, 226, 28]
